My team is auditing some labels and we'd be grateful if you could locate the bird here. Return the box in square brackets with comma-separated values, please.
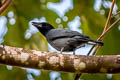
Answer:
[32, 22, 103, 55]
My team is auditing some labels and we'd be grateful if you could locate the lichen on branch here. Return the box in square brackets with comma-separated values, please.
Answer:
[0, 45, 120, 73]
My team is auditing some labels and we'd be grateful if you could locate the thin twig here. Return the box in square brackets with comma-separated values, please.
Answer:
[88, 0, 116, 55]
[112, 10, 120, 18]
[92, 17, 120, 55]
[87, 45, 95, 55]
[0, 0, 12, 14]
[99, 18, 120, 40]
[103, 0, 116, 32]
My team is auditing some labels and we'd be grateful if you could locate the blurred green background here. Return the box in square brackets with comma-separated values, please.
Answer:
[0, 0, 120, 80]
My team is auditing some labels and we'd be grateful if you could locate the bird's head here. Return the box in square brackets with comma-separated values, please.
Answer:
[32, 22, 54, 36]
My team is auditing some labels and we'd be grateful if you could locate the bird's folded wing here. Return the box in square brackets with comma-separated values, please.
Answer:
[46, 29, 89, 41]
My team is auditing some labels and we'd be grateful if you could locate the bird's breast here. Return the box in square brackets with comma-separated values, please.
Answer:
[48, 38, 75, 51]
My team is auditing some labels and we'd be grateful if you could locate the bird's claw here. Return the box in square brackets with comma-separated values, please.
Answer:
[60, 47, 64, 54]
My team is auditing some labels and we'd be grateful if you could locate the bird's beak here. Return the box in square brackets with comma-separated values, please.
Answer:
[32, 22, 40, 27]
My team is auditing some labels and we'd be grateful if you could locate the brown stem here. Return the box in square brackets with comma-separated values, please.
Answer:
[0, 0, 12, 14]
[103, 0, 115, 32]
[99, 18, 120, 40]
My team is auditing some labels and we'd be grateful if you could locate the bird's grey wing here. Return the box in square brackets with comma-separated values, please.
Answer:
[46, 29, 89, 41]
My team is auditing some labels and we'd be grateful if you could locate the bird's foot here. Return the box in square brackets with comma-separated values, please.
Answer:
[1, 43, 5, 49]
[73, 49, 76, 55]
[73, 51, 75, 55]
[60, 47, 64, 54]
[60, 51, 62, 54]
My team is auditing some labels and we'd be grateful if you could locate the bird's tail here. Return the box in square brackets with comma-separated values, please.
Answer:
[88, 39, 103, 46]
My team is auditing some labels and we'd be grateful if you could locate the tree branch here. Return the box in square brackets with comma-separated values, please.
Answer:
[0, 0, 12, 14]
[0, 45, 120, 73]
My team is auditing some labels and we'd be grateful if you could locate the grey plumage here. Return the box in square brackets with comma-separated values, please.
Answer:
[32, 22, 103, 54]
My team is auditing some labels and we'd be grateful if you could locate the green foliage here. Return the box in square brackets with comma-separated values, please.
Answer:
[1, 0, 120, 80]
[0, 64, 27, 80]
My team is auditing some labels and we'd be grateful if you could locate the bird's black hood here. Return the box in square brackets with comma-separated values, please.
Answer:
[32, 22, 54, 36]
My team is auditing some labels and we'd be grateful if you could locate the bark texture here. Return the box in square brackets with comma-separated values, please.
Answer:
[0, 45, 120, 73]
